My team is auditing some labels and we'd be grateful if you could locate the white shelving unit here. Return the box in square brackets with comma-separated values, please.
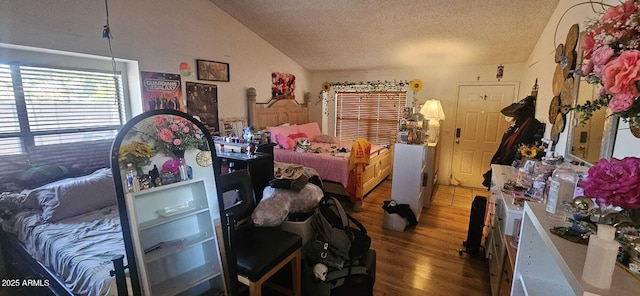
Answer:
[512, 202, 640, 296]
[124, 178, 226, 296]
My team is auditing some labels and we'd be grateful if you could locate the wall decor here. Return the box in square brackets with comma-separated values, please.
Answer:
[179, 62, 191, 76]
[141, 71, 184, 112]
[196, 59, 229, 82]
[186, 81, 220, 135]
[272, 72, 296, 99]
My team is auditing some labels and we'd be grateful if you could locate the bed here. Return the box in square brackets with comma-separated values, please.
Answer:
[0, 168, 130, 296]
[246, 87, 393, 199]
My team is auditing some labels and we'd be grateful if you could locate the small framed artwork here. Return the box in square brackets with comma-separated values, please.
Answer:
[196, 59, 230, 82]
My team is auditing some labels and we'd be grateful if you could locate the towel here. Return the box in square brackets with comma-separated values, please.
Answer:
[346, 139, 371, 202]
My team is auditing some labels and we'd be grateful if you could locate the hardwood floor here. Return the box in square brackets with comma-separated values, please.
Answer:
[346, 180, 492, 296]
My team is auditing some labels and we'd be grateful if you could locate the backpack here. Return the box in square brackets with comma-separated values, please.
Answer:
[303, 196, 371, 269]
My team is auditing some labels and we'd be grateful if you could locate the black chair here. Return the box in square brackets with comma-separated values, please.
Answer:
[220, 169, 302, 296]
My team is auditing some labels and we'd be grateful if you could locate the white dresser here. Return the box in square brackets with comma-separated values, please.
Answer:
[390, 142, 438, 220]
[513, 202, 640, 296]
[486, 164, 525, 296]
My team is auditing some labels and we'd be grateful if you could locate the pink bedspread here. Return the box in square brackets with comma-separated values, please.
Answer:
[273, 140, 387, 188]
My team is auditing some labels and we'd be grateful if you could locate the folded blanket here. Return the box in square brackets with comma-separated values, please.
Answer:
[346, 139, 371, 202]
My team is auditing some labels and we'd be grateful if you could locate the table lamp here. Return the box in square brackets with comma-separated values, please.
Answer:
[420, 99, 445, 143]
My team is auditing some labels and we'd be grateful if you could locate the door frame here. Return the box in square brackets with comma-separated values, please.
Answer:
[449, 82, 520, 186]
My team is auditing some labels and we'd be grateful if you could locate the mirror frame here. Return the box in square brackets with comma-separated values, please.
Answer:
[564, 33, 618, 165]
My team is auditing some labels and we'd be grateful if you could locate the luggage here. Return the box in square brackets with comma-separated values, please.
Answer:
[459, 196, 487, 256]
[302, 249, 376, 296]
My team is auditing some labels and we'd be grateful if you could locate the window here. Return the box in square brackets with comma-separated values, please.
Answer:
[0, 63, 124, 187]
[335, 91, 407, 145]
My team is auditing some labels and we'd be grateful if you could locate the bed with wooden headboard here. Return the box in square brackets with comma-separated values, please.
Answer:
[246, 87, 392, 199]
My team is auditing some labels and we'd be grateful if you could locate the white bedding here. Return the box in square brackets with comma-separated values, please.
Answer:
[3, 205, 127, 296]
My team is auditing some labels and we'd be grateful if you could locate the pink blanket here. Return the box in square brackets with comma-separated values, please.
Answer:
[273, 140, 386, 188]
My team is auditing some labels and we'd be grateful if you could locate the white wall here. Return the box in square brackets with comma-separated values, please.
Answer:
[0, 0, 311, 119]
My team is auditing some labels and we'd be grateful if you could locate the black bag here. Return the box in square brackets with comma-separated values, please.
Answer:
[303, 196, 371, 269]
[302, 249, 376, 296]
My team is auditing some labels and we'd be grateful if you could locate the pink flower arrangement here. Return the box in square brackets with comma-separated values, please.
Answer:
[161, 159, 181, 175]
[146, 114, 206, 155]
[579, 157, 640, 210]
[577, 0, 640, 123]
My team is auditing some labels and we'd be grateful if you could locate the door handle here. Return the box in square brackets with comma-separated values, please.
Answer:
[455, 128, 461, 144]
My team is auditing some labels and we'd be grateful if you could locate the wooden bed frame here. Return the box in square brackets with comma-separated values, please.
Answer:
[246, 87, 392, 198]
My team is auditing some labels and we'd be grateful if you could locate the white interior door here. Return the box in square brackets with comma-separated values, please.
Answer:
[451, 84, 516, 188]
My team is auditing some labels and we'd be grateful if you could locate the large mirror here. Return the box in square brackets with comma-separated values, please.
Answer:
[565, 63, 618, 165]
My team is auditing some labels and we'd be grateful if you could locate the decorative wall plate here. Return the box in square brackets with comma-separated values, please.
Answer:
[561, 51, 576, 77]
[552, 64, 565, 96]
[549, 96, 560, 123]
[560, 77, 575, 107]
[555, 43, 565, 63]
[196, 150, 212, 167]
[555, 113, 566, 133]
[631, 120, 640, 138]
[564, 24, 580, 53]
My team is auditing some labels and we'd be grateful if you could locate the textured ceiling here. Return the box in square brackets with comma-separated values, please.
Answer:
[210, 0, 560, 71]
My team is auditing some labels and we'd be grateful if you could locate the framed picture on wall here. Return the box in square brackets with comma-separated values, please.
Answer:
[196, 59, 230, 82]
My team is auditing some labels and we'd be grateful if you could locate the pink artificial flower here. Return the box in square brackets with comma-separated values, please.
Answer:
[579, 157, 640, 210]
[602, 0, 636, 23]
[583, 60, 594, 74]
[173, 139, 182, 146]
[582, 32, 596, 59]
[170, 124, 179, 132]
[162, 159, 180, 174]
[154, 116, 167, 126]
[602, 50, 640, 96]
[195, 134, 202, 139]
[158, 129, 174, 143]
[591, 46, 614, 77]
[609, 92, 636, 112]
[182, 126, 190, 133]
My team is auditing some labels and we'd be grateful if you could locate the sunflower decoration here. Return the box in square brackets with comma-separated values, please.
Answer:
[515, 143, 545, 160]
[321, 82, 331, 92]
[119, 140, 155, 170]
[410, 79, 423, 93]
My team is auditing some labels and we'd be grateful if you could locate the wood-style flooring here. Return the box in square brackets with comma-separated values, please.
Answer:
[346, 180, 491, 296]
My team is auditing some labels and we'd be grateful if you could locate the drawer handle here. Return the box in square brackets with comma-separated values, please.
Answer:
[505, 277, 510, 284]
[498, 217, 503, 221]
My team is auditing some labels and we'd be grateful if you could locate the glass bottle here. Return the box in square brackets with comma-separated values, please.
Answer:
[125, 163, 139, 192]
[546, 163, 578, 216]
[178, 157, 189, 181]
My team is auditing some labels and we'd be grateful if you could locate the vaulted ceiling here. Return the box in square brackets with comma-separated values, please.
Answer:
[210, 0, 560, 71]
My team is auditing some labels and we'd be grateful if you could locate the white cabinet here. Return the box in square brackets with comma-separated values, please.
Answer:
[512, 202, 640, 296]
[391, 142, 436, 220]
[486, 164, 524, 296]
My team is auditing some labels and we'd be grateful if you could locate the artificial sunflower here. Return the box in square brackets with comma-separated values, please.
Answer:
[321, 82, 331, 92]
[521, 147, 537, 159]
[410, 79, 423, 93]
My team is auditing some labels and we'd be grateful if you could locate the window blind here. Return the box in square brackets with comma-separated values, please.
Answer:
[0, 63, 124, 189]
[336, 91, 406, 145]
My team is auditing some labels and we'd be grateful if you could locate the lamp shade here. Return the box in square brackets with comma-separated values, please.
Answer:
[420, 99, 445, 121]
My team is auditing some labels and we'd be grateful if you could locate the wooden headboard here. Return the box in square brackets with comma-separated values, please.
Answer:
[247, 87, 310, 130]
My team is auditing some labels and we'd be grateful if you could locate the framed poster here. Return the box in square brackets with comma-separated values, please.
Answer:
[272, 72, 296, 100]
[196, 59, 230, 82]
[186, 81, 220, 135]
[141, 71, 184, 112]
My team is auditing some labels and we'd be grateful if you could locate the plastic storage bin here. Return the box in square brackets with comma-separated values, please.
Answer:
[279, 211, 316, 244]
[383, 212, 407, 232]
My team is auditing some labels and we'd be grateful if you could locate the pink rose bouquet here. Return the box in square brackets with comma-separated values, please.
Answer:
[579, 157, 640, 210]
[145, 114, 206, 155]
[575, 0, 640, 125]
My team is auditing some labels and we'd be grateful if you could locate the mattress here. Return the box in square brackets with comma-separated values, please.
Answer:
[273, 140, 387, 187]
[2, 205, 127, 296]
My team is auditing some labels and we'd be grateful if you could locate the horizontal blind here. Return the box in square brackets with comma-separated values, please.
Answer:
[0, 64, 124, 190]
[336, 91, 406, 145]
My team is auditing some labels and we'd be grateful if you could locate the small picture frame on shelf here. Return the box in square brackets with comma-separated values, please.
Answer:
[196, 59, 230, 82]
